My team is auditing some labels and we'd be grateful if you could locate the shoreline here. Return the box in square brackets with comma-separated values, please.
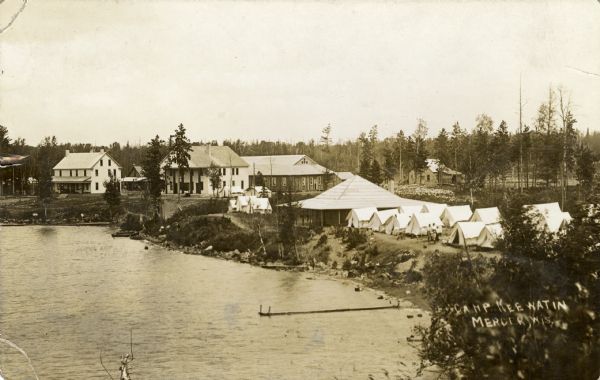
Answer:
[137, 231, 431, 312]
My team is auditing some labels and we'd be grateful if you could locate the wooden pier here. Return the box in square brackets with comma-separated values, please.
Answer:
[258, 302, 400, 317]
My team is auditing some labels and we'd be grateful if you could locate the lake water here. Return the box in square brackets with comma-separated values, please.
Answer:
[0, 226, 427, 379]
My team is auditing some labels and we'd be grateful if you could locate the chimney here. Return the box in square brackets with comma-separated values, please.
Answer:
[65, 149, 70, 156]
[100, 148, 105, 153]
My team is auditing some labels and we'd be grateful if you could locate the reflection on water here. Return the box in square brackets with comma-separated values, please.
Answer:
[0, 226, 427, 379]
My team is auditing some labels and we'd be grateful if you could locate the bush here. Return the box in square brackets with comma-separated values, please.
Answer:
[343, 228, 367, 249]
[341, 259, 352, 271]
[316, 234, 328, 247]
[121, 213, 144, 231]
[167, 199, 228, 224]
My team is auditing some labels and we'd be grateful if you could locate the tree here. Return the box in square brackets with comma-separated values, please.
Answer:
[450, 122, 465, 171]
[103, 172, 121, 222]
[370, 159, 383, 185]
[417, 195, 600, 379]
[358, 132, 372, 179]
[489, 120, 511, 188]
[207, 162, 222, 196]
[434, 128, 450, 167]
[410, 120, 429, 184]
[142, 135, 165, 217]
[278, 190, 300, 263]
[0, 125, 11, 151]
[36, 137, 55, 220]
[170, 123, 192, 199]
[575, 145, 596, 198]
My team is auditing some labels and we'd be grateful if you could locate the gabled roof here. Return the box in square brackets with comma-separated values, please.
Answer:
[452, 221, 487, 239]
[53, 152, 121, 170]
[336, 171, 354, 181]
[470, 207, 501, 224]
[242, 154, 328, 176]
[300, 175, 433, 210]
[164, 145, 248, 169]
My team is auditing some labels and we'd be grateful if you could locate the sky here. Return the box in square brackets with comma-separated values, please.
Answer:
[0, 0, 599, 146]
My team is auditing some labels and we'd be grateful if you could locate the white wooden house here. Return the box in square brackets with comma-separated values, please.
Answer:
[52, 149, 122, 194]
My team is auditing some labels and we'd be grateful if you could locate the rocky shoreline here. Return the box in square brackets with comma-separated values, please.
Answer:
[136, 231, 430, 311]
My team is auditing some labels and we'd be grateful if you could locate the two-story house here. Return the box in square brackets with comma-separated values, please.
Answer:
[241, 154, 338, 193]
[52, 149, 122, 194]
[162, 145, 249, 196]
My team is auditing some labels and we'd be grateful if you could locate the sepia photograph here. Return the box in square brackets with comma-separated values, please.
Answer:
[0, 0, 599, 379]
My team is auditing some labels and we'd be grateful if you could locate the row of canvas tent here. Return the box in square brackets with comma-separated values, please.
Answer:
[228, 195, 273, 214]
[346, 202, 571, 249]
[446, 202, 572, 249]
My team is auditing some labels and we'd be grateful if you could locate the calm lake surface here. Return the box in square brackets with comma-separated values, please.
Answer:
[0, 226, 426, 379]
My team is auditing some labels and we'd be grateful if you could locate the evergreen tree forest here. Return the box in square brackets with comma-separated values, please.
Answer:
[1, 87, 599, 199]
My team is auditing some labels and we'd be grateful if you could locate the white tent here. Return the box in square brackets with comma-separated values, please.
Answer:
[346, 207, 378, 228]
[251, 197, 272, 214]
[384, 213, 412, 235]
[236, 196, 253, 213]
[368, 209, 399, 232]
[470, 207, 501, 224]
[405, 213, 444, 236]
[421, 203, 448, 218]
[527, 202, 562, 216]
[441, 205, 473, 227]
[448, 221, 486, 246]
[476, 223, 504, 249]
[398, 205, 424, 216]
[228, 199, 238, 212]
[543, 211, 572, 233]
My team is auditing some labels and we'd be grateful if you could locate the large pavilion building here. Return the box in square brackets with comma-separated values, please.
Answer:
[298, 175, 434, 226]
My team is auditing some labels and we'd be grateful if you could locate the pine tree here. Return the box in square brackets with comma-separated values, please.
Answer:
[142, 135, 165, 217]
[434, 128, 450, 166]
[170, 123, 192, 199]
[370, 159, 383, 185]
[103, 172, 121, 222]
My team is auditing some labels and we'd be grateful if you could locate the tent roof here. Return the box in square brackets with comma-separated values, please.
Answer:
[422, 203, 447, 215]
[453, 221, 486, 239]
[411, 212, 443, 226]
[526, 202, 562, 216]
[347, 207, 378, 221]
[386, 213, 412, 228]
[399, 205, 425, 215]
[471, 207, 501, 224]
[482, 222, 504, 237]
[544, 211, 571, 233]
[443, 205, 472, 220]
[371, 209, 399, 223]
[300, 175, 431, 210]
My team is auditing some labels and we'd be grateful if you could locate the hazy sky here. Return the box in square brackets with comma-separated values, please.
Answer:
[1, 0, 599, 146]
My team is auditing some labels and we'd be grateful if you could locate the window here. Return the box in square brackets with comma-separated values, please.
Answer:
[232, 180, 236, 186]
[282, 177, 287, 187]
[95, 169, 98, 176]
[222, 181, 226, 188]
[83, 170, 87, 176]
[241, 180, 244, 189]
[113, 169, 117, 177]
[69, 170, 73, 176]
[95, 182, 99, 191]
[108, 169, 111, 176]
[59, 170, 62, 176]
[235, 168, 239, 175]
[108, 159, 112, 166]
[223, 168, 227, 176]
[100, 159, 103, 166]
